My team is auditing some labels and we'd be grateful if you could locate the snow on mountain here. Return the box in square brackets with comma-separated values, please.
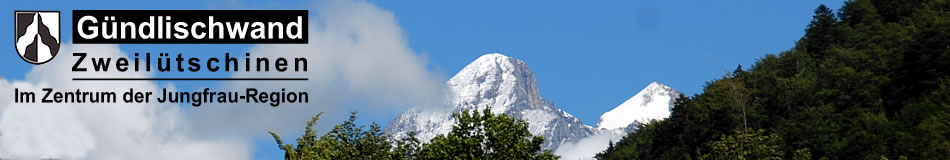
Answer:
[386, 53, 595, 149]
[597, 82, 680, 130]
[555, 82, 680, 160]
[386, 53, 680, 153]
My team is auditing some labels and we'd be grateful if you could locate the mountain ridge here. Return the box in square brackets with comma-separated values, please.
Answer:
[386, 53, 678, 151]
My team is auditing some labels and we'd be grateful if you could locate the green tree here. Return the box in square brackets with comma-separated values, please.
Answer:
[270, 108, 556, 160]
[802, 4, 841, 59]
[269, 111, 402, 160]
[391, 132, 421, 160]
[702, 129, 784, 160]
[417, 107, 558, 160]
[269, 112, 329, 160]
[792, 148, 812, 160]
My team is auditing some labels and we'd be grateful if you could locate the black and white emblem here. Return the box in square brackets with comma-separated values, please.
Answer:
[15, 11, 60, 64]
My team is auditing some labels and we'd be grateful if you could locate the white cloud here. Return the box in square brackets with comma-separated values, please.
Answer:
[554, 131, 625, 160]
[189, 0, 446, 139]
[0, 44, 248, 160]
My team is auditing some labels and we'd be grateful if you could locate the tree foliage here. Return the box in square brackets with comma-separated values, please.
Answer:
[417, 108, 558, 160]
[269, 111, 395, 160]
[702, 129, 784, 160]
[270, 108, 556, 160]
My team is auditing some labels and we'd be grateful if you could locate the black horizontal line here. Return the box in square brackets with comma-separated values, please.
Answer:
[72, 78, 308, 81]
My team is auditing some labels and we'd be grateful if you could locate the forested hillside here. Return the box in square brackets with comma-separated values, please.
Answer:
[597, 0, 950, 159]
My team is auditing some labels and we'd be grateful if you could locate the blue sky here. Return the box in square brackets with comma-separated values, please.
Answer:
[373, 0, 842, 123]
[2, 0, 844, 159]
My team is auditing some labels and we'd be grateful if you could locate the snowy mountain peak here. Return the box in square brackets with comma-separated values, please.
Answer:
[447, 53, 542, 113]
[387, 53, 682, 152]
[596, 82, 680, 130]
[387, 53, 594, 150]
[474, 53, 515, 63]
